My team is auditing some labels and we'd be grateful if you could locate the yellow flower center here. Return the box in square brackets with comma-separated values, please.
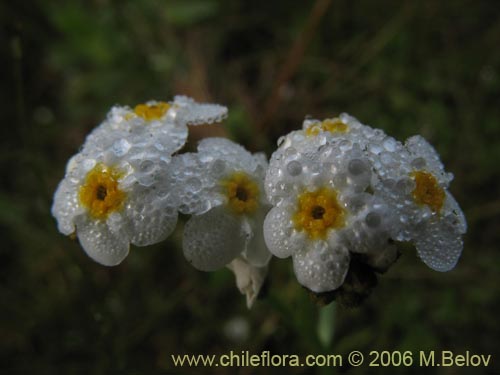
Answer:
[410, 170, 445, 213]
[305, 118, 348, 137]
[293, 187, 345, 239]
[221, 172, 259, 215]
[133, 102, 171, 121]
[79, 163, 126, 220]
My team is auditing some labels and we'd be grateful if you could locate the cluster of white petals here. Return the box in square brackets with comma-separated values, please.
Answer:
[264, 114, 466, 293]
[52, 96, 467, 306]
[52, 96, 227, 266]
[171, 138, 271, 307]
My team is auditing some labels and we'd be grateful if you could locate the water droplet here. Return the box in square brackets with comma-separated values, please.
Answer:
[285, 147, 297, 157]
[339, 140, 352, 151]
[82, 158, 97, 171]
[112, 139, 131, 157]
[368, 143, 383, 155]
[348, 159, 366, 176]
[383, 137, 397, 152]
[286, 160, 302, 176]
[139, 160, 155, 174]
[380, 152, 393, 165]
[211, 159, 226, 176]
[411, 157, 426, 169]
[349, 196, 366, 212]
[396, 178, 414, 194]
[156, 187, 170, 199]
[186, 177, 201, 193]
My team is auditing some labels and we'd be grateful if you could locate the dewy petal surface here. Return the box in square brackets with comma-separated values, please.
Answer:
[414, 192, 466, 272]
[292, 241, 350, 293]
[242, 209, 272, 267]
[52, 178, 85, 235]
[183, 206, 247, 271]
[263, 204, 306, 259]
[173, 95, 228, 125]
[197, 137, 264, 173]
[126, 187, 179, 246]
[75, 215, 130, 266]
[415, 217, 464, 272]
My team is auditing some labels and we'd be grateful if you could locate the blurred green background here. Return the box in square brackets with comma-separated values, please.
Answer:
[1, 0, 499, 373]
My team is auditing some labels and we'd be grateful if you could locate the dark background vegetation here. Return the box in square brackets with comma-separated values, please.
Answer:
[1, 0, 499, 373]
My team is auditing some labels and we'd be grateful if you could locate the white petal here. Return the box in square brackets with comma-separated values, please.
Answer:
[264, 205, 306, 259]
[174, 96, 228, 125]
[405, 135, 450, 184]
[197, 137, 259, 172]
[198, 137, 268, 179]
[51, 178, 85, 235]
[169, 153, 220, 215]
[292, 240, 350, 293]
[443, 192, 467, 234]
[148, 120, 188, 154]
[415, 217, 464, 272]
[242, 209, 272, 267]
[227, 257, 268, 308]
[75, 216, 130, 266]
[126, 188, 178, 246]
[183, 206, 247, 271]
[405, 135, 442, 166]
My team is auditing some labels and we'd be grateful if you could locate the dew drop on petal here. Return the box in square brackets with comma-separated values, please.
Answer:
[139, 160, 155, 174]
[411, 157, 426, 169]
[339, 140, 352, 151]
[287, 160, 302, 176]
[368, 143, 383, 155]
[348, 159, 366, 176]
[380, 151, 393, 165]
[112, 139, 131, 157]
[211, 159, 226, 176]
[186, 177, 202, 193]
[285, 147, 297, 157]
[383, 137, 397, 152]
[83, 158, 97, 171]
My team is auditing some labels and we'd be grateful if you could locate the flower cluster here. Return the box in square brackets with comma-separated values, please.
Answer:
[52, 97, 467, 307]
[52, 96, 227, 266]
[264, 114, 466, 293]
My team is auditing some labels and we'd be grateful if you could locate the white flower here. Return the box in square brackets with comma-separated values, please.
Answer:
[85, 96, 228, 160]
[172, 138, 271, 306]
[264, 114, 467, 294]
[52, 97, 228, 266]
[373, 135, 467, 272]
[51, 152, 177, 266]
[264, 116, 399, 293]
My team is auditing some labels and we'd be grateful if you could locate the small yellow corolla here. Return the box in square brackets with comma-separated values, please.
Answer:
[410, 170, 445, 213]
[221, 172, 260, 215]
[78, 163, 126, 220]
[305, 118, 349, 137]
[133, 102, 171, 121]
[293, 187, 345, 240]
